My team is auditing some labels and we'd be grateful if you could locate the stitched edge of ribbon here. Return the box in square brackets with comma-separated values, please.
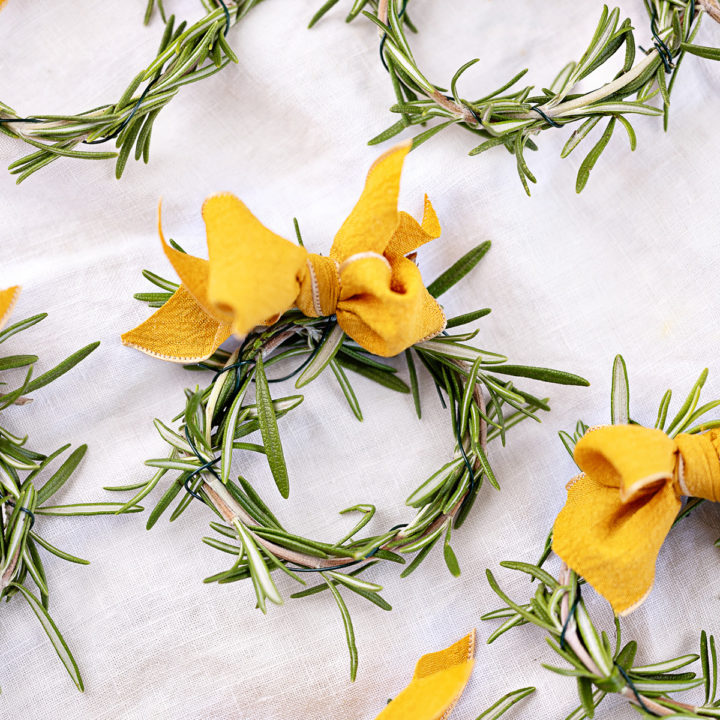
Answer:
[121, 321, 231, 364]
[338, 251, 392, 273]
[0, 286, 21, 331]
[439, 628, 476, 720]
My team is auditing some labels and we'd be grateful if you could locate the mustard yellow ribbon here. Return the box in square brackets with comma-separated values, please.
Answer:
[121, 143, 446, 362]
[375, 630, 476, 720]
[553, 424, 720, 615]
[0, 286, 20, 331]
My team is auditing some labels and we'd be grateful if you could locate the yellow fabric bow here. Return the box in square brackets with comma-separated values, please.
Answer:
[121, 143, 446, 362]
[553, 424, 720, 615]
[375, 631, 476, 720]
[0, 286, 20, 330]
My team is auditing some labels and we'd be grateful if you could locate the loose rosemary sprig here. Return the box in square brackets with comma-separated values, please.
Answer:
[0, 0, 261, 182]
[0, 311, 140, 690]
[315, 0, 720, 194]
[116, 242, 588, 680]
[484, 356, 720, 718]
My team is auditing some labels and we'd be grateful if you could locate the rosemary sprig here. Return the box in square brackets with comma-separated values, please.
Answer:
[116, 243, 588, 680]
[484, 356, 720, 718]
[5, 1, 719, 187]
[0, 310, 140, 690]
[316, 0, 720, 194]
[0, 0, 261, 182]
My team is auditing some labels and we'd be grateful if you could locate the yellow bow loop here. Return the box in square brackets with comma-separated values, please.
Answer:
[676, 430, 720, 502]
[122, 143, 446, 362]
[375, 631, 476, 720]
[554, 425, 720, 615]
[0, 286, 21, 331]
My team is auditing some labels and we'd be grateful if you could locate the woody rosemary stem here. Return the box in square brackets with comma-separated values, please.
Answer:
[557, 563, 701, 717]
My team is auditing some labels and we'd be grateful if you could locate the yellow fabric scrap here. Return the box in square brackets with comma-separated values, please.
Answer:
[375, 630, 476, 720]
[553, 424, 720, 615]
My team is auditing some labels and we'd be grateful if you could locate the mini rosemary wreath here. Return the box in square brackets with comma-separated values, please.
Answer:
[0, 287, 138, 691]
[114, 147, 588, 679]
[485, 356, 720, 719]
[2, 0, 719, 190]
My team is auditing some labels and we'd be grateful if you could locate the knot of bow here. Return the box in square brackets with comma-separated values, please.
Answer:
[553, 424, 720, 615]
[121, 143, 446, 362]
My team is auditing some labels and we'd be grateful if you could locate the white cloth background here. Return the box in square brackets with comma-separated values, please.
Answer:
[1, 1, 719, 718]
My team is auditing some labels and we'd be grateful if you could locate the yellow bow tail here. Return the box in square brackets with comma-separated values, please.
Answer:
[553, 425, 720, 615]
[0, 286, 21, 331]
[121, 143, 446, 362]
[375, 631, 476, 720]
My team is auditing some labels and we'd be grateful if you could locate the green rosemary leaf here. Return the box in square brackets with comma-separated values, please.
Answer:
[499, 561, 558, 588]
[655, 389, 672, 430]
[443, 523, 461, 577]
[368, 119, 408, 146]
[459, 357, 483, 432]
[632, 655, 700, 675]
[611, 354, 630, 425]
[146, 475, 186, 529]
[329, 359, 363, 420]
[337, 356, 410, 394]
[35, 503, 144, 516]
[427, 241, 491, 298]
[29, 531, 89, 565]
[141, 269, 178, 292]
[338, 346, 398, 372]
[37, 444, 87, 506]
[0, 354, 37, 370]
[576, 117, 616, 193]
[399, 532, 440, 578]
[614, 113, 637, 151]
[0, 313, 47, 344]
[255, 357, 291, 498]
[666, 368, 709, 436]
[220, 379, 252, 484]
[405, 349, 422, 418]
[322, 574, 359, 681]
[577, 676, 596, 718]
[446, 308, 492, 329]
[22, 542, 49, 598]
[486, 569, 557, 633]
[327, 570, 383, 593]
[236, 476, 283, 530]
[234, 519, 283, 612]
[615, 640, 637, 669]
[488, 365, 590, 386]
[469, 136, 509, 157]
[475, 686, 536, 719]
[680, 42, 720, 60]
[561, 116, 602, 158]
[406, 458, 464, 507]
[9, 583, 83, 689]
[703, 631, 712, 705]
[296, 324, 345, 387]
[411, 119, 457, 149]
[308, 0, 341, 28]
[18, 341, 100, 397]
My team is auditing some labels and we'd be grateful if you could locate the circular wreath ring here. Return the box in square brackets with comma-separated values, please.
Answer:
[354, 0, 720, 193]
[112, 245, 588, 679]
[485, 356, 720, 719]
[2, 0, 719, 187]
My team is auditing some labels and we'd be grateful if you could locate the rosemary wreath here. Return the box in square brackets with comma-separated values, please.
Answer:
[113, 242, 588, 680]
[2, 1, 719, 190]
[485, 356, 720, 718]
[0, 293, 140, 690]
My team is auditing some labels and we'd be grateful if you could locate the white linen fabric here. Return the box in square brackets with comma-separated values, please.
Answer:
[1, 1, 719, 718]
